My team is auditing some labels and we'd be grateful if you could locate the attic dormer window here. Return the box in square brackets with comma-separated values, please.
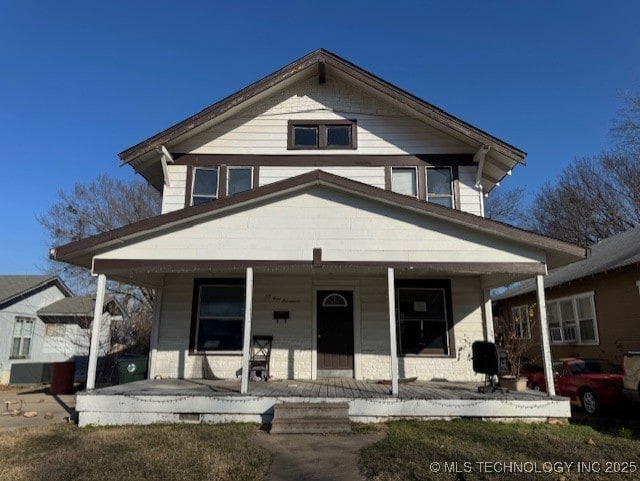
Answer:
[288, 120, 357, 150]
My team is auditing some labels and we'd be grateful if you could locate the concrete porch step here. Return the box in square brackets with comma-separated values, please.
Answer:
[270, 402, 351, 434]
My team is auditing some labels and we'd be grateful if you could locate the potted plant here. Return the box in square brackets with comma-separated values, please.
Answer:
[495, 303, 537, 391]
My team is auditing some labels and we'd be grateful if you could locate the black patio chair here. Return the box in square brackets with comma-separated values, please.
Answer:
[472, 341, 507, 393]
[249, 335, 273, 381]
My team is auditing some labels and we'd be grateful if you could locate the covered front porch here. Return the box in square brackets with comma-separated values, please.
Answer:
[76, 377, 570, 426]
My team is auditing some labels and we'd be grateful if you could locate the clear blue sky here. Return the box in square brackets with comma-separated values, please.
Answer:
[1, 1, 639, 274]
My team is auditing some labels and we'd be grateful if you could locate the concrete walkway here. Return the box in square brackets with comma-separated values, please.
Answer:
[257, 431, 385, 481]
[0, 387, 75, 432]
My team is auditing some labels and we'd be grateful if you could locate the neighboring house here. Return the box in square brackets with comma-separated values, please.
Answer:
[494, 227, 640, 365]
[50, 49, 585, 425]
[37, 295, 124, 383]
[0, 275, 120, 384]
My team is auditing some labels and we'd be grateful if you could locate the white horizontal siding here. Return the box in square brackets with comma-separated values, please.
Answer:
[458, 166, 482, 216]
[153, 274, 485, 382]
[172, 74, 474, 156]
[259, 166, 385, 189]
[397, 277, 484, 381]
[98, 186, 545, 265]
[252, 275, 313, 379]
[161, 165, 187, 214]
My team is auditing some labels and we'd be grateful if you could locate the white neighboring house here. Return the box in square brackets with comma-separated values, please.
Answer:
[50, 50, 587, 424]
[0, 275, 120, 384]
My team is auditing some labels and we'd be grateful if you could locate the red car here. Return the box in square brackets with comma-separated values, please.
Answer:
[524, 358, 623, 415]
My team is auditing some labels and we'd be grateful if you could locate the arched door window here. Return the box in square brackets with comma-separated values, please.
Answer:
[322, 293, 348, 307]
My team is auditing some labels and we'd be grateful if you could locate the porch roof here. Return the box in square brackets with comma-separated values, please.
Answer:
[51, 170, 584, 281]
[51, 170, 585, 288]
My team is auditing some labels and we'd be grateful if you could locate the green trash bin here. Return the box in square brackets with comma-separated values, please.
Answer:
[117, 357, 148, 384]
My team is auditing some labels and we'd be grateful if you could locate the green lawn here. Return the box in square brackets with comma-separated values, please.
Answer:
[0, 423, 270, 481]
[360, 419, 640, 481]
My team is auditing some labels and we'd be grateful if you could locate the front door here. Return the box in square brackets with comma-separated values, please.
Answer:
[317, 290, 354, 375]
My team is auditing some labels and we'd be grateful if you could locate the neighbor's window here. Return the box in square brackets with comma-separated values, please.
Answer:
[391, 167, 418, 197]
[11, 317, 35, 358]
[192, 167, 219, 205]
[227, 167, 253, 195]
[192, 281, 245, 351]
[396, 285, 452, 355]
[511, 305, 531, 339]
[45, 324, 65, 337]
[426, 167, 453, 208]
[288, 120, 356, 149]
[547, 293, 598, 345]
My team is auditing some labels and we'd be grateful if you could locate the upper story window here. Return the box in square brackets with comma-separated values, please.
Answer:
[391, 167, 417, 197]
[426, 167, 453, 208]
[288, 120, 357, 150]
[228, 166, 253, 196]
[192, 167, 219, 205]
[547, 293, 598, 345]
[11, 317, 35, 359]
[391, 166, 455, 209]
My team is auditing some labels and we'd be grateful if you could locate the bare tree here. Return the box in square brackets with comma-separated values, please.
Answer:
[611, 92, 640, 155]
[529, 155, 639, 246]
[484, 186, 526, 226]
[39, 175, 161, 352]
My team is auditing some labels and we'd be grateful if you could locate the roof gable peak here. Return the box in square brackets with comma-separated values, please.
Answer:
[119, 49, 525, 172]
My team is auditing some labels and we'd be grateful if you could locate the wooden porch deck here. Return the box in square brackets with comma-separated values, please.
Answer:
[77, 378, 570, 426]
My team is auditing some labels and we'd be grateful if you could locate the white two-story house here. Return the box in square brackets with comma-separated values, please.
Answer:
[51, 50, 585, 425]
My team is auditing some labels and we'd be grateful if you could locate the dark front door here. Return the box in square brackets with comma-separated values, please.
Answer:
[317, 290, 354, 372]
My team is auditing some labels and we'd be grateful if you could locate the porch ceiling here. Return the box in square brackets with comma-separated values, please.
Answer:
[94, 260, 544, 290]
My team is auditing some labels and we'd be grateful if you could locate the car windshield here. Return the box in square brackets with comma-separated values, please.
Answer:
[568, 359, 621, 374]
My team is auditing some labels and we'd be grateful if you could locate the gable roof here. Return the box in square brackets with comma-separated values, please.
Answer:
[119, 49, 526, 192]
[51, 169, 584, 271]
[0, 275, 73, 309]
[37, 295, 96, 317]
[495, 227, 640, 300]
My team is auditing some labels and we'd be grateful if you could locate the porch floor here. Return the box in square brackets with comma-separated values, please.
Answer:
[77, 378, 570, 426]
[94, 377, 555, 401]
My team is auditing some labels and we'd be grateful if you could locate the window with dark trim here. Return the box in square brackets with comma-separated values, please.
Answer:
[288, 120, 357, 150]
[227, 166, 253, 195]
[391, 167, 418, 197]
[426, 167, 453, 208]
[191, 167, 219, 205]
[190, 279, 245, 352]
[395, 280, 454, 356]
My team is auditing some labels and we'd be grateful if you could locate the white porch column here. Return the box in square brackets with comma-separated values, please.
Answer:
[387, 268, 399, 397]
[536, 273, 556, 397]
[148, 282, 164, 379]
[481, 286, 495, 343]
[240, 267, 254, 395]
[86, 274, 106, 391]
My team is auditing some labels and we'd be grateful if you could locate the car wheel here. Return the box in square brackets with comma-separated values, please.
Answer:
[531, 383, 541, 391]
[580, 389, 599, 415]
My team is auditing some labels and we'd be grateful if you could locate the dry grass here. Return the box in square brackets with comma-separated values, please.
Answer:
[360, 419, 640, 481]
[0, 423, 270, 481]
